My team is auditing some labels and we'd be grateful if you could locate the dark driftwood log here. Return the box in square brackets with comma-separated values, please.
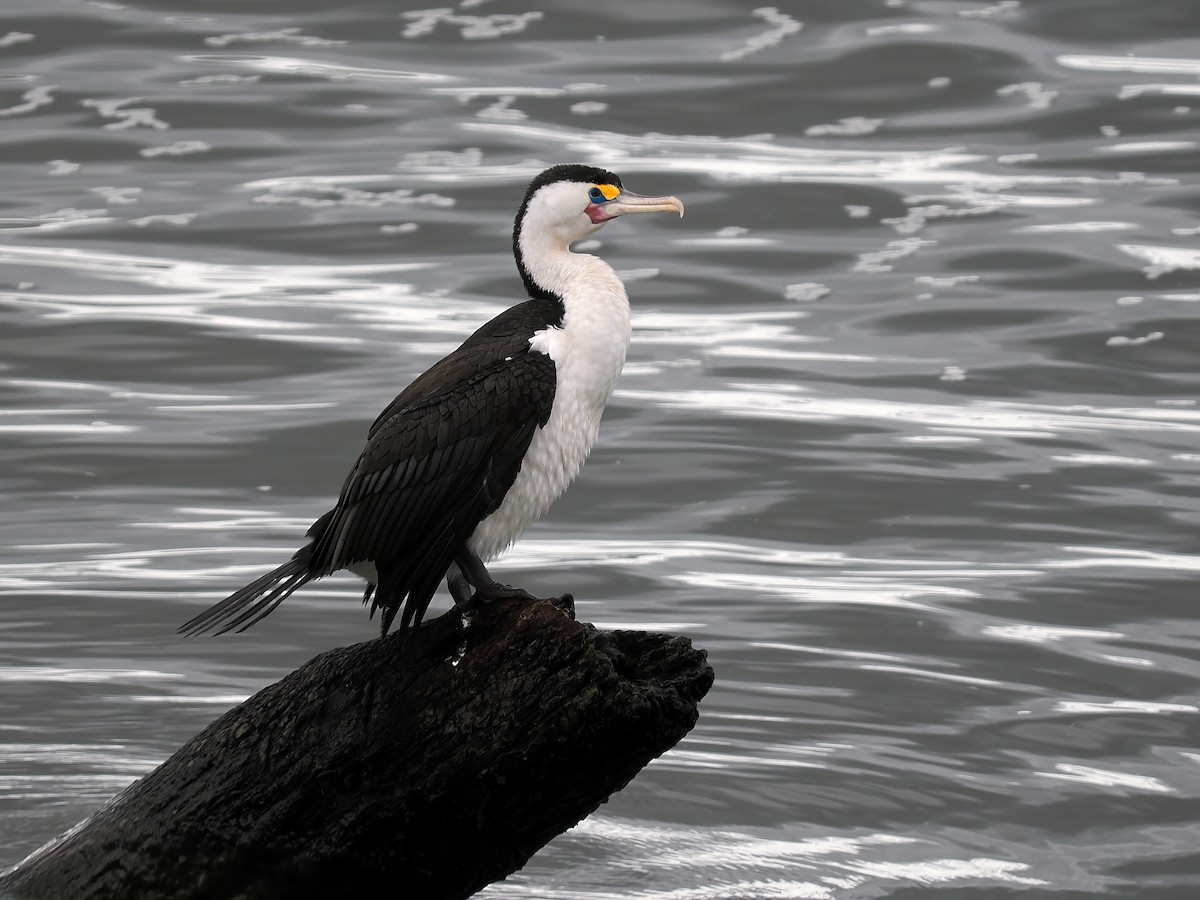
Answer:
[1, 596, 712, 900]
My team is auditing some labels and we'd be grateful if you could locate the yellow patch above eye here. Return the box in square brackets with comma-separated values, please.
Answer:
[597, 184, 620, 201]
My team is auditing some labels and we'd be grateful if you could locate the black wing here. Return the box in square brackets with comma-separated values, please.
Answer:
[180, 297, 563, 638]
[306, 342, 556, 633]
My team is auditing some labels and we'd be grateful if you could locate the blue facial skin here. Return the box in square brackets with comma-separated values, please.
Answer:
[588, 186, 608, 203]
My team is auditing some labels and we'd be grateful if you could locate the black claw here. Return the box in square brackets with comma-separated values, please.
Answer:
[454, 548, 542, 606]
[453, 547, 572, 618]
[471, 583, 537, 605]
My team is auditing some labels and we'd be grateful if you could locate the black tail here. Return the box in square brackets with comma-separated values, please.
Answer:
[179, 556, 312, 636]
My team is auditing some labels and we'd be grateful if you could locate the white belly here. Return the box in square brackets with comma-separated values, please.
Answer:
[468, 374, 603, 561]
[469, 295, 630, 561]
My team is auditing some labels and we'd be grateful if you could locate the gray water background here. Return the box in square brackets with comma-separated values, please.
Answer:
[2, 1, 1200, 896]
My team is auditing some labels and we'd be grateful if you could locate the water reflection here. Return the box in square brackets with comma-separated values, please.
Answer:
[482, 818, 1049, 898]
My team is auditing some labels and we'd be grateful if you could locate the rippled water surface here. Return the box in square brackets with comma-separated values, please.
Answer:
[3, 0, 1200, 896]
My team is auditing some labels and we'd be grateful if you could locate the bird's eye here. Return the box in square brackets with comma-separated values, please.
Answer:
[588, 187, 606, 203]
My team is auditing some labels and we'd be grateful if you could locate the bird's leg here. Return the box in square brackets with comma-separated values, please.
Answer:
[453, 548, 538, 605]
[446, 567, 473, 607]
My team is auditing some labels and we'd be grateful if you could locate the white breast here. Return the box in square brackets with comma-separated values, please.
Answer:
[467, 263, 631, 561]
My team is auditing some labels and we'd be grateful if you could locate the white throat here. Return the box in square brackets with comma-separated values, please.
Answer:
[520, 232, 632, 408]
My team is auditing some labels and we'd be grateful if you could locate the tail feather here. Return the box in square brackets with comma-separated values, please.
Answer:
[179, 557, 311, 637]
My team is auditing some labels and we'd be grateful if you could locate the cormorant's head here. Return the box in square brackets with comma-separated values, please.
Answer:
[512, 164, 683, 301]
[514, 164, 684, 250]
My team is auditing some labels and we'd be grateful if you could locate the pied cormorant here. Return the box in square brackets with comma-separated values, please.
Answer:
[179, 164, 684, 637]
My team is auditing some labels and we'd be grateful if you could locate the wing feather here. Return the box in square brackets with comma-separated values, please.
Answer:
[308, 350, 556, 606]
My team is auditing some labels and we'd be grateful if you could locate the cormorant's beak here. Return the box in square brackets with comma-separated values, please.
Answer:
[588, 191, 685, 223]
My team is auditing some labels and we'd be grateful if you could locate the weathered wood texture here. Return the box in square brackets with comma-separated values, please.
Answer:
[0, 597, 712, 900]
